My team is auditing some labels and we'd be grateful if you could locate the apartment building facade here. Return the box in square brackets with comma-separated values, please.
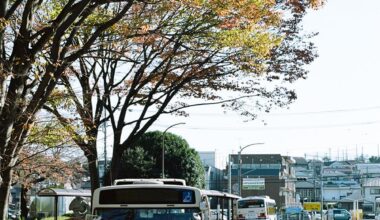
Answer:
[227, 154, 297, 209]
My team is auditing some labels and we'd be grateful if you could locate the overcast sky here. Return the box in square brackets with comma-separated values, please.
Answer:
[102, 0, 380, 166]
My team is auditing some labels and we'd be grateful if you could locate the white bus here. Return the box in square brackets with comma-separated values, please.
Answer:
[113, 178, 186, 186]
[88, 184, 240, 220]
[237, 196, 277, 220]
[201, 190, 241, 220]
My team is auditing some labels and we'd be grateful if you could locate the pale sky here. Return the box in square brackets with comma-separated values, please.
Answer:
[102, 0, 380, 166]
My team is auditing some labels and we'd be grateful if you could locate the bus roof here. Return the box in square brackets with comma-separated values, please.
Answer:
[238, 196, 275, 202]
[113, 178, 186, 186]
[201, 189, 241, 199]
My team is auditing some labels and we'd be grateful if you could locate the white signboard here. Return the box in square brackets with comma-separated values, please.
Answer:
[242, 178, 265, 190]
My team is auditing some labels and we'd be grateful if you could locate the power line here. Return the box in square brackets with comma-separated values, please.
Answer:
[153, 120, 380, 131]
[267, 105, 380, 116]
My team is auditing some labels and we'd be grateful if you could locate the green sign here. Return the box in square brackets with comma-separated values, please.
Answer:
[242, 178, 265, 190]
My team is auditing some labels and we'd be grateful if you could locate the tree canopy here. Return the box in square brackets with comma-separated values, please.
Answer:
[369, 156, 380, 163]
[114, 131, 205, 188]
[40, 0, 324, 187]
[0, 0, 324, 217]
[0, 0, 141, 217]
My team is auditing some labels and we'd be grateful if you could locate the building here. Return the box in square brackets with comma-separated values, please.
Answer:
[361, 178, 380, 214]
[321, 161, 361, 210]
[227, 154, 297, 209]
[293, 157, 309, 170]
[296, 179, 321, 202]
[198, 151, 224, 191]
[293, 157, 322, 203]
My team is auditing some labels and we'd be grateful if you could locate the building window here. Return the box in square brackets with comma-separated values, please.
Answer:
[370, 189, 380, 194]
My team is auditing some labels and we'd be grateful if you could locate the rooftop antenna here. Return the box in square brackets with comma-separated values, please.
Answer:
[337, 147, 340, 161]
[345, 147, 348, 161]
[329, 148, 332, 160]
[361, 146, 364, 162]
[356, 145, 358, 161]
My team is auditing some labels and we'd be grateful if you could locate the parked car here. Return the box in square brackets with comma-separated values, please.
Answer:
[311, 211, 322, 220]
[302, 211, 312, 220]
[327, 209, 351, 220]
[364, 213, 376, 219]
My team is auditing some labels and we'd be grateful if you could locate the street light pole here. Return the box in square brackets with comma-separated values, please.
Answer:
[238, 143, 264, 196]
[161, 122, 186, 178]
[320, 166, 324, 220]
[228, 154, 232, 220]
[228, 154, 232, 194]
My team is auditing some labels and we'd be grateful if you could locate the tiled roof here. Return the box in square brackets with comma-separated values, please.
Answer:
[230, 154, 283, 164]
[339, 191, 363, 202]
[296, 181, 320, 188]
[293, 157, 308, 165]
[362, 178, 380, 187]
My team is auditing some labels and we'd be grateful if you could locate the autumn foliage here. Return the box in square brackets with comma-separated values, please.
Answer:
[0, 0, 324, 217]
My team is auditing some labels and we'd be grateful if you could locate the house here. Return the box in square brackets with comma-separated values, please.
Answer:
[321, 161, 361, 209]
[293, 157, 309, 170]
[323, 179, 361, 203]
[296, 179, 321, 202]
[293, 157, 322, 203]
[356, 163, 380, 178]
[361, 178, 380, 214]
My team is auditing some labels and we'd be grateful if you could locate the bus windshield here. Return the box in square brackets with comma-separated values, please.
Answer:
[93, 208, 201, 220]
[238, 199, 265, 208]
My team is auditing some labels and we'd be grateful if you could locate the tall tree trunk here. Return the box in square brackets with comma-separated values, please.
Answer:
[20, 184, 29, 219]
[108, 145, 123, 186]
[84, 139, 100, 194]
[0, 168, 12, 220]
[86, 153, 99, 195]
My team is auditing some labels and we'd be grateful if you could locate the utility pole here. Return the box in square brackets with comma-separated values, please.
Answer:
[313, 156, 316, 202]
[337, 148, 340, 161]
[320, 167, 324, 220]
[329, 148, 331, 160]
[103, 109, 107, 171]
[356, 145, 358, 161]
[228, 154, 232, 219]
[228, 154, 231, 194]
[361, 146, 364, 162]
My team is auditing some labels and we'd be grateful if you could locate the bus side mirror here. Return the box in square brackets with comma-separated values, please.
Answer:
[200, 201, 208, 211]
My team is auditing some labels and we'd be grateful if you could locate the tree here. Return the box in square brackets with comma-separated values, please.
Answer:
[100, 0, 325, 182]
[369, 156, 380, 163]
[114, 131, 205, 188]
[13, 120, 84, 219]
[322, 156, 331, 162]
[0, 0, 324, 216]
[43, 30, 127, 194]
[51, 0, 325, 186]
[14, 147, 84, 219]
[41, 1, 325, 190]
[0, 0, 138, 217]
